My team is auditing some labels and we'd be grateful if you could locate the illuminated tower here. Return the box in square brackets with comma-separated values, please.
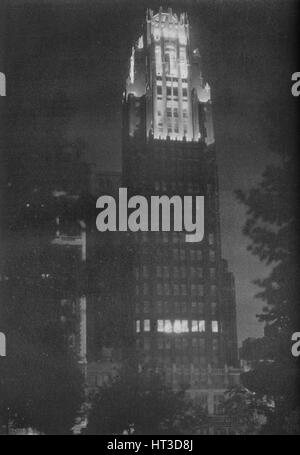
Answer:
[126, 9, 214, 144]
[122, 8, 239, 415]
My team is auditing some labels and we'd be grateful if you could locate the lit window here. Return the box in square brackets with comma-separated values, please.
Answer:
[199, 320, 205, 332]
[192, 320, 198, 332]
[165, 320, 173, 333]
[212, 321, 219, 333]
[174, 320, 182, 333]
[136, 320, 141, 333]
[157, 320, 164, 332]
[144, 319, 150, 332]
[181, 320, 189, 333]
[209, 233, 214, 245]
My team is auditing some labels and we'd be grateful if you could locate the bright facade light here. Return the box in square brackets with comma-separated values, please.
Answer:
[137, 35, 144, 49]
[129, 47, 135, 84]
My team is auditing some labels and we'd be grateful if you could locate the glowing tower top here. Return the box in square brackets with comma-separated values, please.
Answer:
[125, 8, 214, 144]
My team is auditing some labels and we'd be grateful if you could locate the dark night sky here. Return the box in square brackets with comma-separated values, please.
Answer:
[1, 0, 298, 344]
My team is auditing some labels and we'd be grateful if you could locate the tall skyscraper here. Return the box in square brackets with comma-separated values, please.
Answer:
[122, 8, 239, 416]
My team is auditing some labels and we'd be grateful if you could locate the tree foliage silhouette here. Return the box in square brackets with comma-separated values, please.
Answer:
[85, 369, 207, 435]
[236, 128, 300, 433]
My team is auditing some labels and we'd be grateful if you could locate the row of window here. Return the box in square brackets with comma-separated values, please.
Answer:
[136, 231, 215, 245]
[137, 336, 206, 352]
[135, 230, 215, 243]
[135, 265, 216, 280]
[156, 75, 188, 83]
[136, 319, 219, 334]
[137, 248, 215, 263]
[153, 181, 203, 193]
[136, 300, 217, 315]
[136, 283, 217, 297]
[157, 85, 188, 100]
[157, 283, 204, 296]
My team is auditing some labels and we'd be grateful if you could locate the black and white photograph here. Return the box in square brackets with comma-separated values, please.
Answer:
[0, 0, 299, 436]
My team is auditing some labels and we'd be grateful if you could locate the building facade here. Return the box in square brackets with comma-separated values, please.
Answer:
[52, 217, 87, 367]
[122, 8, 239, 415]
